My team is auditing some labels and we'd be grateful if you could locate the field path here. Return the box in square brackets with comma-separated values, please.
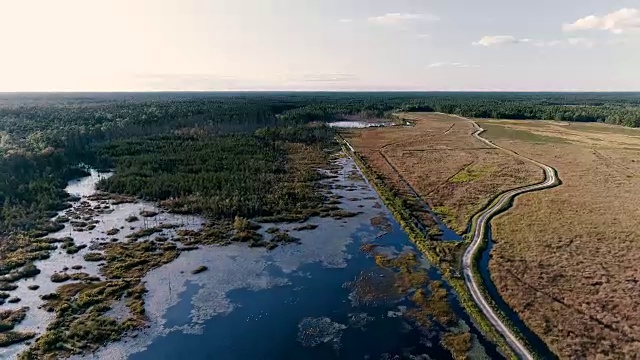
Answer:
[451, 114, 560, 359]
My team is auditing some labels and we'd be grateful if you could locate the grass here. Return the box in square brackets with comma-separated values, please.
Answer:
[105, 228, 120, 236]
[125, 215, 139, 223]
[480, 119, 640, 359]
[371, 249, 455, 328]
[341, 139, 516, 358]
[0, 308, 35, 347]
[270, 231, 301, 244]
[292, 224, 319, 231]
[441, 332, 472, 360]
[450, 165, 492, 183]
[480, 122, 568, 144]
[83, 252, 106, 262]
[341, 112, 542, 234]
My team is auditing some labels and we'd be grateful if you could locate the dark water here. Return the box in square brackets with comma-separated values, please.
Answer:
[480, 227, 558, 359]
[106, 157, 504, 360]
[425, 206, 462, 242]
[132, 221, 501, 360]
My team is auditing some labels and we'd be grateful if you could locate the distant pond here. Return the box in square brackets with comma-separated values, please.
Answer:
[327, 121, 393, 128]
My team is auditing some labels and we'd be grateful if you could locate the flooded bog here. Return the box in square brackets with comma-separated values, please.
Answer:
[81, 154, 503, 360]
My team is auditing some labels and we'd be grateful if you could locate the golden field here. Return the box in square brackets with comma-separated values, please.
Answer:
[480, 119, 640, 359]
[341, 113, 542, 234]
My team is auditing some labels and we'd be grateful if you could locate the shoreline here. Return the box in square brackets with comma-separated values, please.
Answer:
[337, 136, 517, 358]
[337, 114, 562, 359]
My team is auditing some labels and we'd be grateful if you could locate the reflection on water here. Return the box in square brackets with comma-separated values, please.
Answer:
[3, 156, 506, 359]
[327, 121, 392, 128]
[83, 156, 503, 360]
[0, 170, 204, 359]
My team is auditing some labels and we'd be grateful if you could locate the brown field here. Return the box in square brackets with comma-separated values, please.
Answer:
[480, 119, 640, 359]
[341, 113, 542, 234]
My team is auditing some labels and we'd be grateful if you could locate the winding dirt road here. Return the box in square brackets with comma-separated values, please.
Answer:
[339, 114, 559, 359]
[459, 115, 559, 359]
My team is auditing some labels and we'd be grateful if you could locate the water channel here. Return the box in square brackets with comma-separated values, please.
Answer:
[2, 151, 516, 359]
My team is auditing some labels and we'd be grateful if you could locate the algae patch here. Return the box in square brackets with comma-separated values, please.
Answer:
[297, 317, 347, 350]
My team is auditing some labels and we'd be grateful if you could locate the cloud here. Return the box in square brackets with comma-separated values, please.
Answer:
[476, 36, 597, 49]
[339, 19, 353, 24]
[534, 40, 563, 47]
[563, 8, 640, 34]
[368, 13, 439, 25]
[417, 34, 431, 39]
[567, 37, 595, 48]
[473, 35, 530, 47]
[533, 38, 596, 48]
[427, 62, 480, 69]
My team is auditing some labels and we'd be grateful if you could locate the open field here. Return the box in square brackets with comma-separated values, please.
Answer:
[341, 113, 543, 234]
[480, 119, 640, 359]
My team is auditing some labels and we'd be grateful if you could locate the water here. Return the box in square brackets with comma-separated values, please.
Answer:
[0, 170, 204, 359]
[80, 156, 503, 360]
[2, 155, 510, 359]
[328, 121, 392, 128]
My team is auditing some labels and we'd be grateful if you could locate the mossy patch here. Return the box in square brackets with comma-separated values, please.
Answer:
[450, 166, 492, 183]
[0, 307, 34, 347]
[292, 224, 319, 231]
[441, 332, 472, 360]
[191, 266, 208, 274]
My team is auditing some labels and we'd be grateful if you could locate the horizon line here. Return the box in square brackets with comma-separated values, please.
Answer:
[2, 89, 640, 94]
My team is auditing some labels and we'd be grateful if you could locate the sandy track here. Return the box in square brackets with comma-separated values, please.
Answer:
[458, 115, 559, 359]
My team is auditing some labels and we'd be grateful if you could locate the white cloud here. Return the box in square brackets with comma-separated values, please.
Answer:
[427, 62, 479, 69]
[563, 8, 640, 34]
[534, 40, 563, 47]
[368, 13, 439, 25]
[477, 36, 597, 49]
[534, 38, 596, 48]
[473, 35, 528, 47]
[417, 34, 431, 39]
[339, 19, 353, 24]
[567, 37, 595, 48]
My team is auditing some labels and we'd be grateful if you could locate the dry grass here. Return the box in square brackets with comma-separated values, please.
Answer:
[481, 119, 640, 359]
[341, 113, 542, 233]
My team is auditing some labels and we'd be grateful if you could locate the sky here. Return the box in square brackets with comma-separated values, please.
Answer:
[1, 0, 639, 92]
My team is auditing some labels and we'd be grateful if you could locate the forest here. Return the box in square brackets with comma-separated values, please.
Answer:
[1, 91, 640, 235]
[96, 126, 335, 219]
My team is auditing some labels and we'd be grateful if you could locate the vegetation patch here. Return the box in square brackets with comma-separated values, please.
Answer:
[482, 119, 640, 359]
[191, 266, 208, 275]
[342, 142, 516, 357]
[450, 165, 492, 183]
[271, 231, 301, 245]
[125, 215, 139, 223]
[359, 243, 378, 254]
[0, 308, 34, 347]
[50, 272, 71, 283]
[83, 252, 106, 262]
[139, 210, 158, 218]
[370, 214, 392, 235]
[265, 227, 280, 234]
[441, 332, 472, 360]
[292, 224, 319, 231]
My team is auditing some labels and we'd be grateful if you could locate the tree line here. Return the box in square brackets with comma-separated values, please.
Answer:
[1, 92, 639, 234]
